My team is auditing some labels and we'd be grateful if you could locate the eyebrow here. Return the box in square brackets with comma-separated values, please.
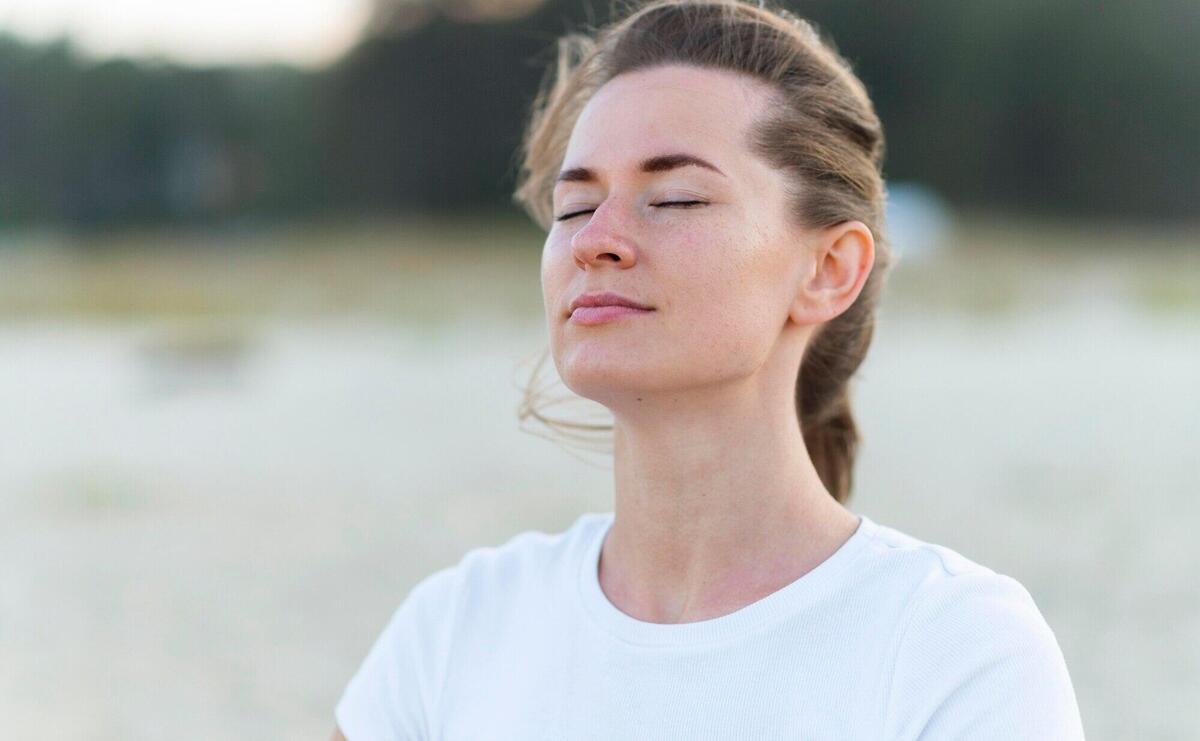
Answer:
[554, 152, 727, 185]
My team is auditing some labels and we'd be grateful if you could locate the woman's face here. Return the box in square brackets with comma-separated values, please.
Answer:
[541, 63, 817, 409]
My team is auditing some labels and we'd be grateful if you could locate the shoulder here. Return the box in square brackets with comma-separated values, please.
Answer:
[863, 519, 1061, 657]
[890, 565, 1064, 687]
[392, 511, 605, 627]
[335, 512, 606, 740]
[384, 514, 604, 673]
[858, 514, 997, 581]
[866, 519, 1085, 739]
[856, 516, 1060, 632]
[451, 511, 605, 594]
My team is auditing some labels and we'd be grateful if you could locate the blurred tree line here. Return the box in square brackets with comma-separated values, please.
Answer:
[0, 0, 1195, 231]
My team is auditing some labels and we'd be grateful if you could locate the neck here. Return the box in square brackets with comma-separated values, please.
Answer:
[600, 380, 859, 624]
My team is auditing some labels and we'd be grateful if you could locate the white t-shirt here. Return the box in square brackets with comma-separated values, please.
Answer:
[336, 511, 1086, 740]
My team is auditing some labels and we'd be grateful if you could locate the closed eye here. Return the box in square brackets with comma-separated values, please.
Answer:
[554, 200, 707, 222]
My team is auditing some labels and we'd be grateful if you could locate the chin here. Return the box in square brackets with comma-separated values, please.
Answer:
[556, 358, 646, 397]
[560, 357, 697, 405]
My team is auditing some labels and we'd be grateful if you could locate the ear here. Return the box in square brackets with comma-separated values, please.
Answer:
[788, 220, 875, 326]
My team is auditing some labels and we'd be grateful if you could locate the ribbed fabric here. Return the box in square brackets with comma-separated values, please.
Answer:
[336, 511, 1086, 740]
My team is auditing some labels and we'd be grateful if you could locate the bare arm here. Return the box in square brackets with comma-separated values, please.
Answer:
[329, 728, 347, 741]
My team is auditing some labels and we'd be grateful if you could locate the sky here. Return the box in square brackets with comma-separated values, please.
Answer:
[0, 0, 376, 67]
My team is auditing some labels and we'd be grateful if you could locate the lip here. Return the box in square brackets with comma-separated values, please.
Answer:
[568, 291, 654, 315]
[569, 305, 654, 325]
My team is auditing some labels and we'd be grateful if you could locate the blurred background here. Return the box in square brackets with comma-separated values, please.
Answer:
[0, 0, 1196, 738]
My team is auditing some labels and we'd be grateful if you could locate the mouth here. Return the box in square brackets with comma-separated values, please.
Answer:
[568, 290, 653, 315]
[568, 305, 655, 325]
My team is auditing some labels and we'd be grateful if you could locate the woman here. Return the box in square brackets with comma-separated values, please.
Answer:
[333, 1, 1086, 738]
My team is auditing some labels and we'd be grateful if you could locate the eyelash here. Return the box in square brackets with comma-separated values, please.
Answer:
[554, 200, 707, 222]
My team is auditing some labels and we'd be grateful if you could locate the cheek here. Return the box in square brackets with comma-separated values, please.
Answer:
[540, 235, 567, 308]
[662, 236, 783, 364]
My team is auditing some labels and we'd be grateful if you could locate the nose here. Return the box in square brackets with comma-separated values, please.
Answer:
[569, 199, 638, 270]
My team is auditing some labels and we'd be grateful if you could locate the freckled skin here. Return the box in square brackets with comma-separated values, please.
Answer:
[539, 63, 875, 624]
[542, 64, 808, 411]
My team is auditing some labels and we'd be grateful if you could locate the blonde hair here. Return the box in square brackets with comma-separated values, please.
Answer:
[512, 0, 891, 503]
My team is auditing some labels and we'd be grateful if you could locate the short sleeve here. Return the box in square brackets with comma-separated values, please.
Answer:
[882, 570, 1086, 740]
[335, 565, 460, 741]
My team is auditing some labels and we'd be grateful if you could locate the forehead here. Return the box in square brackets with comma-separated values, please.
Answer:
[561, 64, 773, 178]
